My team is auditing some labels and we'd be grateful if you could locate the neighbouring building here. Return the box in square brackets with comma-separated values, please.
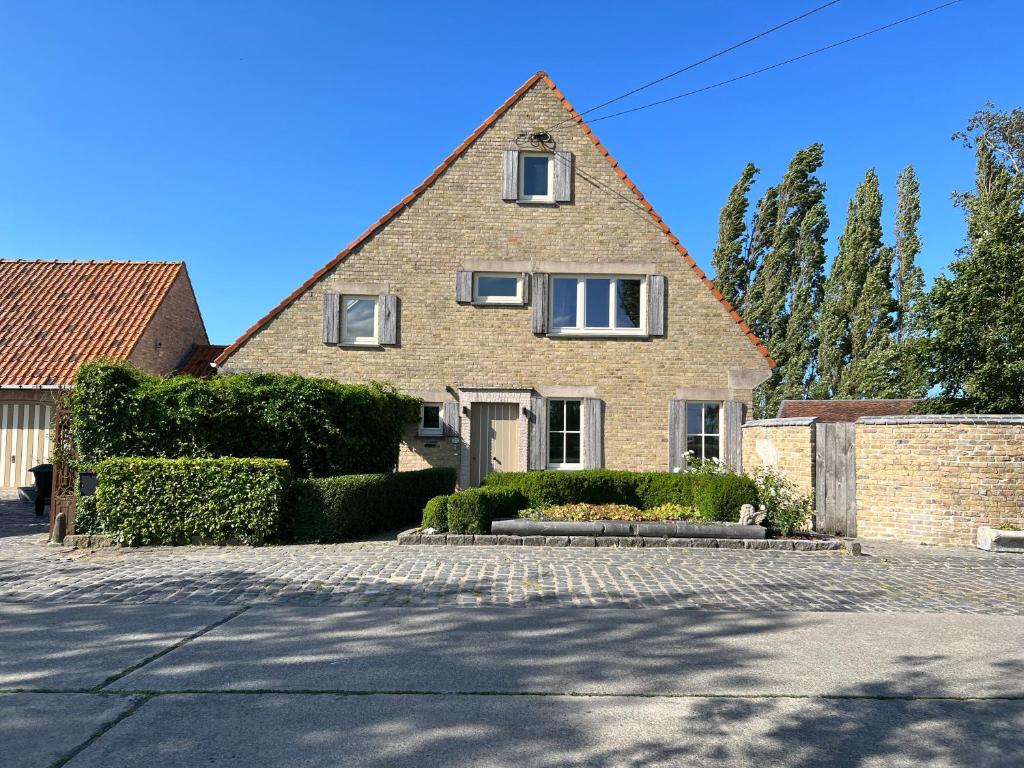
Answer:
[0, 259, 211, 489]
[216, 72, 774, 487]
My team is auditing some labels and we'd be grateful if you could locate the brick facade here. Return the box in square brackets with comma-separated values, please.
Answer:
[856, 416, 1024, 547]
[740, 418, 816, 495]
[129, 271, 209, 376]
[219, 75, 771, 479]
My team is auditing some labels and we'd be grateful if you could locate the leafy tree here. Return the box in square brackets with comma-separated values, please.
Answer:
[921, 105, 1024, 412]
[893, 165, 926, 345]
[711, 163, 758, 310]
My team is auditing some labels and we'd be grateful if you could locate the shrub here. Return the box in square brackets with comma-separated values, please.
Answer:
[445, 487, 526, 534]
[482, 470, 643, 507]
[421, 495, 450, 531]
[693, 473, 759, 522]
[519, 502, 698, 522]
[634, 473, 700, 508]
[289, 467, 456, 542]
[73, 494, 100, 534]
[70, 360, 420, 477]
[752, 467, 813, 535]
[95, 457, 292, 546]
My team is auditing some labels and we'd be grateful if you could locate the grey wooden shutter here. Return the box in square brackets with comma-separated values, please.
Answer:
[379, 294, 399, 345]
[520, 272, 531, 305]
[442, 401, 461, 438]
[502, 150, 519, 201]
[455, 271, 473, 303]
[648, 274, 666, 336]
[583, 398, 603, 469]
[553, 151, 573, 202]
[531, 273, 549, 334]
[323, 293, 341, 344]
[668, 399, 687, 472]
[723, 400, 744, 472]
[528, 393, 548, 470]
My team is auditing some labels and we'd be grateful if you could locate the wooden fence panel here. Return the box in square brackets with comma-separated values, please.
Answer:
[814, 422, 857, 536]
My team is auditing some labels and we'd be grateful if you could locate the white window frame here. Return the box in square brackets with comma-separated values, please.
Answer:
[547, 275, 647, 337]
[418, 402, 443, 437]
[687, 401, 722, 461]
[340, 294, 379, 346]
[472, 272, 524, 305]
[518, 152, 554, 203]
[547, 398, 583, 470]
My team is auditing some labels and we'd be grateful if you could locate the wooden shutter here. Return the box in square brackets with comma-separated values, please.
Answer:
[520, 272, 531, 304]
[379, 294, 399, 345]
[323, 293, 340, 344]
[528, 393, 548, 470]
[531, 273, 549, 334]
[553, 151, 573, 202]
[723, 400, 744, 472]
[502, 150, 519, 201]
[583, 398, 603, 469]
[668, 399, 687, 472]
[648, 274, 666, 336]
[455, 271, 473, 303]
[442, 401, 461, 438]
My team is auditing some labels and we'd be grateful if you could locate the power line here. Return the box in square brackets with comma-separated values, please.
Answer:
[584, 0, 964, 125]
[544, 0, 843, 131]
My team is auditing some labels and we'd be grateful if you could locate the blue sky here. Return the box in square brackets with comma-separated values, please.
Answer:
[1, 0, 1019, 344]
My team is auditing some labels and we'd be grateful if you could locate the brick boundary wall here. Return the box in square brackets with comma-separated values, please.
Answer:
[855, 415, 1024, 547]
[741, 418, 817, 496]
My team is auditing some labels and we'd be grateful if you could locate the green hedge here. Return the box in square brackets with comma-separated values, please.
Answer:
[95, 457, 292, 546]
[421, 495, 450, 531]
[444, 487, 526, 534]
[289, 467, 456, 542]
[69, 361, 419, 477]
[481, 470, 757, 522]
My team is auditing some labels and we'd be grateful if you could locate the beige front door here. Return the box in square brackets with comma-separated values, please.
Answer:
[469, 402, 520, 485]
[1, 401, 52, 489]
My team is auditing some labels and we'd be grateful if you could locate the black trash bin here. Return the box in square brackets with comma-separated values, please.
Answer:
[29, 464, 53, 516]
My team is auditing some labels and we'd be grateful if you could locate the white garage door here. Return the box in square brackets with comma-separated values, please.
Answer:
[0, 402, 52, 489]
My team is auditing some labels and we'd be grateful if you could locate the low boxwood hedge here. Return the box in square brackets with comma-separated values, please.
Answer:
[289, 467, 456, 542]
[481, 469, 756, 522]
[444, 487, 526, 535]
[95, 457, 292, 546]
[421, 495, 450, 531]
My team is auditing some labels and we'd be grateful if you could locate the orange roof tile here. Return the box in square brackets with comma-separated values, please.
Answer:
[216, 72, 775, 368]
[777, 399, 922, 422]
[0, 260, 185, 386]
[175, 344, 227, 378]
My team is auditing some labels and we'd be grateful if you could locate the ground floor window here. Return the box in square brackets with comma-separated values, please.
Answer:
[418, 403, 442, 436]
[687, 401, 720, 461]
[547, 399, 581, 468]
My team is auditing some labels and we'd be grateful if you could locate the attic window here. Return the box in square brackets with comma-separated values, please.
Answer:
[519, 153, 553, 202]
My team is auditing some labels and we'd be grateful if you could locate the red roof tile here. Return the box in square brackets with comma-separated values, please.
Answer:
[0, 260, 185, 386]
[216, 72, 775, 368]
[175, 344, 227, 378]
[776, 399, 922, 422]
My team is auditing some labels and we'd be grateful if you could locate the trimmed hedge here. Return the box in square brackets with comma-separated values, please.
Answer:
[289, 467, 456, 542]
[482, 470, 757, 522]
[95, 457, 292, 546]
[70, 361, 419, 477]
[444, 487, 526, 535]
[421, 495, 450, 531]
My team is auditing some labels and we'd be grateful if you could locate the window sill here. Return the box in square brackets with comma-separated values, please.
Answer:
[546, 464, 583, 471]
[339, 341, 382, 349]
[417, 430, 445, 439]
[515, 198, 557, 206]
[545, 331, 649, 340]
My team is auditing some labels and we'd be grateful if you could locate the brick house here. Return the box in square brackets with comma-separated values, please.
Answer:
[216, 72, 774, 487]
[0, 260, 211, 489]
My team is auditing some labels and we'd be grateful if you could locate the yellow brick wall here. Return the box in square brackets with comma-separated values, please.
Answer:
[741, 419, 815, 495]
[129, 271, 209, 376]
[856, 417, 1024, 547]
[220, 80, 770, 474]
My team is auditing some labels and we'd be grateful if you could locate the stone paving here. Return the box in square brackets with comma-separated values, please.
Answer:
[1, 499, 1022, 614]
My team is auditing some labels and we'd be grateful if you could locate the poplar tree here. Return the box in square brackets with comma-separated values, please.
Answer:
[711, 163, 758, 310]
[893, 165, 926, 344]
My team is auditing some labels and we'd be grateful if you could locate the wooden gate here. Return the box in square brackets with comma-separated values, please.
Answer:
[49, 405, 77, 540]
[814, 422, 856, 536]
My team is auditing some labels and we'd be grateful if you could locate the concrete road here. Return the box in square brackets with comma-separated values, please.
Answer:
[1, 602, 1022, 767]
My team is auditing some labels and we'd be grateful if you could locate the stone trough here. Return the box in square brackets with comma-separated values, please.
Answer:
[490, 519, 765, 539]
[977, 526, 1024, 553]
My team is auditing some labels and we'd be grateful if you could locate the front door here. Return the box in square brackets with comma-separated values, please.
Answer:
[469, 403, 520, 485]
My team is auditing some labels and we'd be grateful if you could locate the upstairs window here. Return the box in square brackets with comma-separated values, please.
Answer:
[519, 152, 553, 203]
[341, 295, 378, 345]
[473, 273, 524, 305]
[687, 402, 721, 461]
[547, 399, 582, 468]
[549, 276, 645, 336]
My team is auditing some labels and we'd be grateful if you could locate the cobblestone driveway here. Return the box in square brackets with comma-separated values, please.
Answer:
[2, 500, 1022, 614]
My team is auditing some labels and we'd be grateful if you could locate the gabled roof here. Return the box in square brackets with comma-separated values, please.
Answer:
[0, 259, 185, 386]
[216, 71, 774, 368]
[777, 399, 922, 422]
[175, 344, 227, 378]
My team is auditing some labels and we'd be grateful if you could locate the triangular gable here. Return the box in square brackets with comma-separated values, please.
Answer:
[216, 72, 775, 368]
